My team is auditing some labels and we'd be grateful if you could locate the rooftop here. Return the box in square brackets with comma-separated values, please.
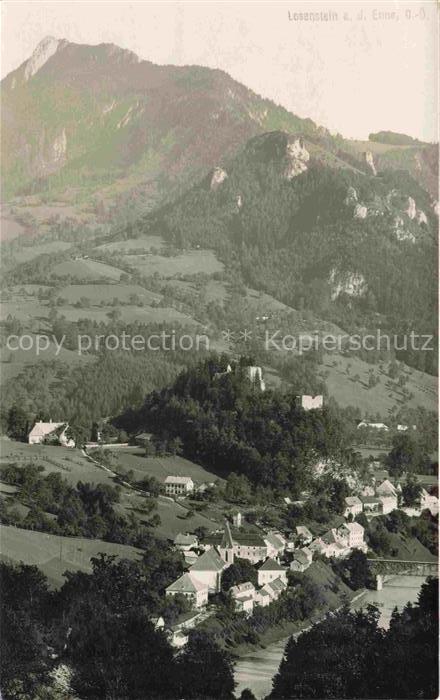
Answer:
[29, 421, 66, 437]
[345, 496, 362, 506]
[174, 533, 198, 546]
[190, 548, 226, 572]
[164, 476, 194, 484]
[166, 573, 207, 594]
[259, 557, 285, 571]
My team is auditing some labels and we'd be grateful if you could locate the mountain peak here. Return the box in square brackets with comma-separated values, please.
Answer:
[24, 36, 66, 81]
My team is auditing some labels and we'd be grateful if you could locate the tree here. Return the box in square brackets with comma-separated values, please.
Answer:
[332, 550, 374, 590]
[0, 563, 52, 698]
[224, 473, 252, 503]
[221, 558, 258, 591]
[69, 608, 177, 699]
[386, 434, 427, 477]
[7, 405, 29, 441]
[401, 474, 422, 507]
[177, 630, 235, 699]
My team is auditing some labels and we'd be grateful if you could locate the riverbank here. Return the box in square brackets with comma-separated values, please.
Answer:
[232, 561, 363, 659]
[233, 587, 367, 659]
[233, 575, 427, 699]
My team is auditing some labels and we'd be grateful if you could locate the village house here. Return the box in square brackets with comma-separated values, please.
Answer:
[165, 573, 208, 608]
[308, 537, 328, 557]
[420, 487, 439, 516]
[344, 496, 363, 519]
[357, 421, 389, 431]
[151, 616, 165, 630]
[338, 522, 367, 552]
[259, 577, 287, 603]
[378, 494, 399, 515]
[28, 421, 75, 447]
[290, 547, 313, 573]
[166, 611, 204, 648]
[320, 529, 349, 558]
[361, 496, 382, 515]
[299, 395, 323, 411]
[255, 587, 272, 607]
[164, 476, 194, 496]
[229, 582, 256, 616]
[205, 521, 268, 564]
[183, 551, 199, 567]
[264, 531, 286, 559]
[257, 558, 288, 586]
[173, 533, 199, 551]
[295, 525, 313, 545]
[189, 548, 227, 593]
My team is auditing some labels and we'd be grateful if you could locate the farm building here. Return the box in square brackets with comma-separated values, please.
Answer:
[28, 421, 75, 447]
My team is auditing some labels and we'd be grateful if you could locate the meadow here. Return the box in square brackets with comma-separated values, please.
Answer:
[95, 235, 164, 253]
[52, 258, 126, 281]
[122, 250, 224, 277]
[0, 525, 143, 588]
[320, 354, 438, 414]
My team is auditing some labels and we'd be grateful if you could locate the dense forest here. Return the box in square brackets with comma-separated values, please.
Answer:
[116, 356, 351, 496]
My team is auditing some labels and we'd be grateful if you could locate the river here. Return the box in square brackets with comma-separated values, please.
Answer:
[233, 575, 427, 699]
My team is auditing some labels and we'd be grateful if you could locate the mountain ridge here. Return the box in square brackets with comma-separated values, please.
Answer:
[2, 37, 438, 215]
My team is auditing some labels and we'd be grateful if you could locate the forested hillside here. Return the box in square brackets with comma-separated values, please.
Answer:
[127, 131, 438, 373]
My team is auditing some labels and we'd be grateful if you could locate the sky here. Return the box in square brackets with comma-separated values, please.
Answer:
[1, 1, 438, 141]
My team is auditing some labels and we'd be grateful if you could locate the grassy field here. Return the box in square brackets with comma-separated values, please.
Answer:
[0, 300, 49, 323]
[320, 354, 437, 415]
[0, 441, 221, 540]
[56, 283, 161, 305]
[57, 304, 198, 326]
[95, 235, 164, 254]
[11, 241, 72, 265]
[110, 449, 223, 485]
[123, 250, 223, 277]
[52, 258, 125, 281]
[0, 439, 117, 488]
[0, 525, 143, 588]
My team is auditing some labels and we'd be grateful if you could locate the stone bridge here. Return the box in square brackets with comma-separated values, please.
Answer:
[367, 558, 438, 590]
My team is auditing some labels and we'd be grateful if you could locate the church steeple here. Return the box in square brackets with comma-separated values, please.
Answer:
[220, 519, 235, 564]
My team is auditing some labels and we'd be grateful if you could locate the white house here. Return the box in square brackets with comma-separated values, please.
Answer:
[255, 587, 272, 607]
[357, 421, 389, 431]
[165, 573, 208, 608]
[344, 496, 363, 519]
[257, 558, 287, 586]
[290, 547, 313, 573]
[299, 395, 323, 411]
[229, 581, 256, 616]
[338, 522, 366, 551]
[259, 577, 287, 602]
[264, 531, 286, 559]
[296, 525, 313, 545]
[28, 421, 75, 447]
[361, 496, 382, 515]
[189, 549, 227, 593]
[420, 488, 439, 516]
[378, 494, 398, 515]
[151, 616, 165, 630]
[164, 476, 194, 496]
[320, 529, 349, 558]
[375, 479, 398, 498]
